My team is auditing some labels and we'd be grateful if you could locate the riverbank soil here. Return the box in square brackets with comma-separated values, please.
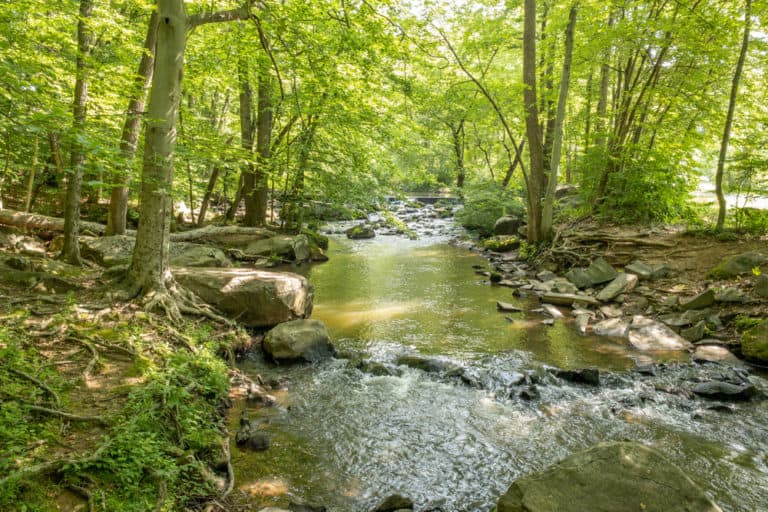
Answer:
[536, 220, 767, 350]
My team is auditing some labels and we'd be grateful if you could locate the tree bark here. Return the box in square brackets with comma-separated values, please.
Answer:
[107, 9, 159, 236]
[715, 0, 751, 231]
[451, 119, 466, 188]
[238, 54, 257, 225]
[127, 0, 188, 296]
[523, 0, 545, 242]
[244, 54, 272, 226]
[541, 5, 577, 238]
[60, 0, 95, 266]
[24, 135, 39, 212]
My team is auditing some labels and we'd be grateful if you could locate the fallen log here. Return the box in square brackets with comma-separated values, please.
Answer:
[0, 208, 108, 235]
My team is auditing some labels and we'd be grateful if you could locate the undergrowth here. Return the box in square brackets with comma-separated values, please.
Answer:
[0, 311, 236, 512]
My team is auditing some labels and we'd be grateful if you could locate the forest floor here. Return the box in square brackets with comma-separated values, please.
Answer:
[0, 253, 252, 511]
[0, 215, 766, 511]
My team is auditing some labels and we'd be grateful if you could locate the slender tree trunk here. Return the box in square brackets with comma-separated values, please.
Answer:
[128, 0, 188, 296]
[715, 0, 751, 231]
[238, 54, 257, 225]
[24, 135, 39, 212]
[246, 54, 272, 226]
[541, 5, 577, 238]
[61, 0, 94, 266]
[523, 0, 544, 242]
[595, 12, 614, 149]
[196, 165, 220, 227]
[451, 119, 466, 188]
[107, 9, 159, 236]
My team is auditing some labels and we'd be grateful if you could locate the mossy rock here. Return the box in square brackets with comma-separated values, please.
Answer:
[483, 236, 521, 252]
[301, 228, 329, 250]
[707, 251, 766, 279]
[742, 319, 768, 363]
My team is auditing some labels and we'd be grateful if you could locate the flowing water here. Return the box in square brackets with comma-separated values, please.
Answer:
[234, 219, 768, 512]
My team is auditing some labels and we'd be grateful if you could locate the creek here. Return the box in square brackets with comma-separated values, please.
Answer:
[233, 215, 768, 512]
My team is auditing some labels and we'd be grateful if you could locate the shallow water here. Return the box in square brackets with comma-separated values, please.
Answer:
[234, 228, 768, 512]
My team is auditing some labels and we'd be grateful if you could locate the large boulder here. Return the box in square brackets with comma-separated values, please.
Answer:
[708, 251, 766, 279]
[81, 235, 232, 268]
[263, 319, 334, 362]
[493, 215, 524, 236]
[741, 319, 768, 363]
[174, 268, 313, 328]
[243, 234, 311, 262]
[496, 441, 722, 512]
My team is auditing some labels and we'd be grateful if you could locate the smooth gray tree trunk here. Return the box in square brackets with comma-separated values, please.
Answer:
[715, 0, 751, 231]
[541, 5, 577, 237]
[60, 0, 94, 265]
[107, 9, 159, 236]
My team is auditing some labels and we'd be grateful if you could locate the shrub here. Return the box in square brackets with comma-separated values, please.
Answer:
[456, 181, 525, 236]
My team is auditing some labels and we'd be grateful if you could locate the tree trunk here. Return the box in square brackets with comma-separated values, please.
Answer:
[452, 119, 466, 188]
[196, 164, 220, 227]
[60, 0, 94, 266]
[541, 5, 577, 238]
[127, 0, 187, 296]
[245, 54, 272, 226]
[523, 0, 544, 242]
[107, 9, 159, 236]
[238, 54, 257, 225]
[24, 135, 39, 212]
[715, 0, 751, 231]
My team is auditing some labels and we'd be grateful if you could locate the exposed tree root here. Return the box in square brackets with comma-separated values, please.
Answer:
[6, 367, 61, 406]
[0, 439, 111, 487]
[221, 435, 234, 499]
[67, 335, 100, 381]
[26, 405, 109, 426]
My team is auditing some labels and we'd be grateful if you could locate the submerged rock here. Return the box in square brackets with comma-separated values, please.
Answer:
[174, 268, 313, 328]
[372, 494, 414, 511]
[263, 319, 334, 363]
[553, 368, 600, 386]
[236, 415, 270, 451]
[496, 441, 723, 512]
[692, 381, 758, 401]
[396, 355, 462, 376]
[346, 224, 376, 239]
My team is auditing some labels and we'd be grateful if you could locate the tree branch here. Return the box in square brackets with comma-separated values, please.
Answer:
[188, 1, 264, 29]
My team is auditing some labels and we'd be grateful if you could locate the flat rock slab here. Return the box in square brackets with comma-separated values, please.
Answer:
[81, 235, 232, 268]
[693, 345, 741, 365]
[496, 441, 722, 512]
[174, 268, 313, 328]
[628, 315, 692, 351]
[624, 261, 671, 280]
[565, 257, 618, 289]
[592, 318, 630, 338]
[597, 273, 638, 302]
[541, 293, 599, 307]
[680, 289, 715, 310]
